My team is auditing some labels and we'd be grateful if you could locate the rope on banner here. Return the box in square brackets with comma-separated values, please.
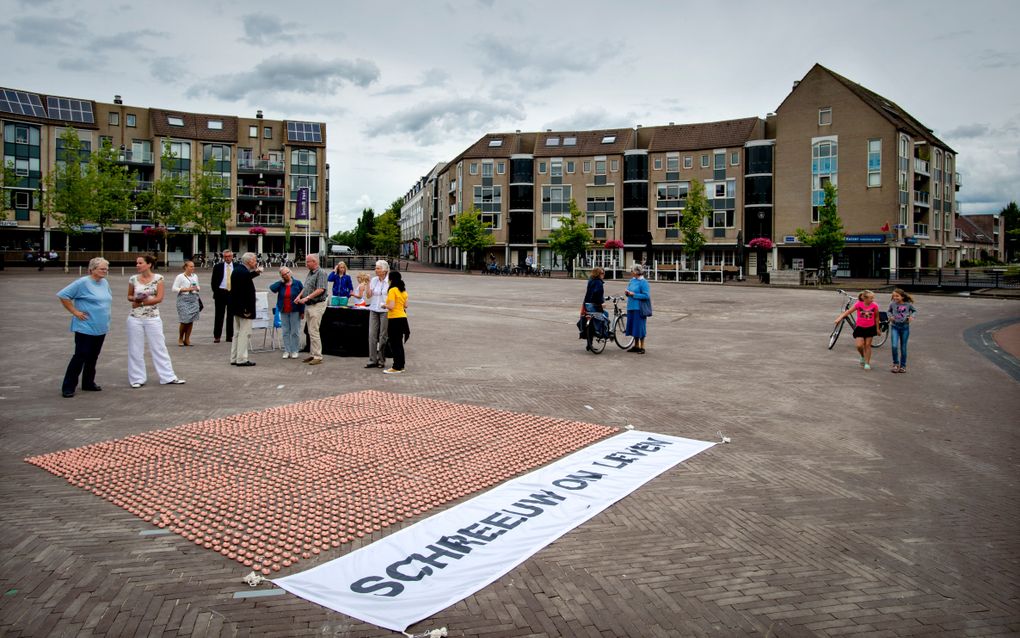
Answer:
[403, 628, 447, 638]
[717, 430, 731, 443]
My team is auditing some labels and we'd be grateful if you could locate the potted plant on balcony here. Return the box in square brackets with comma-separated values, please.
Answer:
[748, 237, 774, 283]
[248, 226, 267, 236]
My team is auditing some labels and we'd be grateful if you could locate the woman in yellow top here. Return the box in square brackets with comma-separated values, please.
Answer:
[383, 271, 409, 374]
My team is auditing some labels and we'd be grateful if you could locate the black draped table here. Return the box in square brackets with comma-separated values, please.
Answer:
[317, 307, 372, 357]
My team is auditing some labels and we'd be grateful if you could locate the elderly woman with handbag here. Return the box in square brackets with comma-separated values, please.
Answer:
[624, 264, 652, 354]
[172, 260, 201, 346]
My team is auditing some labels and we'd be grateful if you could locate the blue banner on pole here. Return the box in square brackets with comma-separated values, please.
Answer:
[296, 187, 309, 220]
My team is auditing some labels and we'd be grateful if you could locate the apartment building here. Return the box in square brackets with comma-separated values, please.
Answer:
[956, 213, 1003, 262]
[409, 64, 962, 278]
[401, 162, 444, 260]
[1, 88, 329, 257]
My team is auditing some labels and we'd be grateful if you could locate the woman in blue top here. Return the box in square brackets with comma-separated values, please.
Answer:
[327, 261, 354, 298]
[57, 257, 113, 397]
[624, 264, 652, 354]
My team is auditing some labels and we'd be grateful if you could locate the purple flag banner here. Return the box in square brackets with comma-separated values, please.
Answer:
[296, 187, 309, 220]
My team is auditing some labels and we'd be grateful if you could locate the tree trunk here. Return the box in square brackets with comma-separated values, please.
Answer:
[100, 228, 105, 257]
[64, 235, 70, 273]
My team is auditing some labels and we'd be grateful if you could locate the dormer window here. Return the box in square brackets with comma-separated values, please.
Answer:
[208, 120, 223, 130]
[488, 139, 503, 147]
[168, 116, 184, 127]
[601, 135, 616, 144]
[563, 137, 576, 146]
[546, 137, 560, 146]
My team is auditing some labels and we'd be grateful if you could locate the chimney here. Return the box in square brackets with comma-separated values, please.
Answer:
[793, 80, 800, 89]
[515, 129, 520, 134]
[669, 122, 674, 126]
[636, 124, 642, 129]
[546, 129, 551, 132]
[256, 110, 264, 119]
[114, 95, 123, 104]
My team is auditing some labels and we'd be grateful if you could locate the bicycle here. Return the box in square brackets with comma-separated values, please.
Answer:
[828, 289, 888, 350]
[584, 295, 635, 354]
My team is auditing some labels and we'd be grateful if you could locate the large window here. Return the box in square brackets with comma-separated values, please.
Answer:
[657, 211, 681, 229]
[586, 190, 614, 229]
[164, 140, 191, 192]
[811, 138, 838, 222]
[541, 185, 571, 228]
[666, 154, 679, 173]
[655, 182, 689, 207]
[867, 139, 881, 187]
[203, 144, 232, 198]
[482, 161, 493, 178]
[290, 148, 318, 201]
[550, 159, 562, 179]
[4, 123, 42, 189]
[473, 185, 501, 228]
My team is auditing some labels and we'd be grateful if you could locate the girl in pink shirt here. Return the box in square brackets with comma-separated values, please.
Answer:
[835, 290, 882, 370]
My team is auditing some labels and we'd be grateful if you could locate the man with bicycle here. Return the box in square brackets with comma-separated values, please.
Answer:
[582, 267, 608, 351]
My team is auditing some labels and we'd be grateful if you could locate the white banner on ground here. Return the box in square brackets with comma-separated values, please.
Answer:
[274, 431, 715, 633]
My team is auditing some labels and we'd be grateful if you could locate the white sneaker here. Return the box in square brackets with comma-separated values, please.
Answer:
[290, 352, 299, 358]
[382, 368, 404, 375]
[283, 352, 290, 359]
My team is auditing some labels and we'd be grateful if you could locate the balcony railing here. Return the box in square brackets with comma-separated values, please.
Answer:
[117, 150, 154, 164]
[237, 185, 285, 198]
[237, 158, 285, 172]
[236, 211, 285, 226]
[913, 158, 930, 176]
[132, 181, 153, 192]
[913, 190, 930, 206]
[913, 223, 929, 238]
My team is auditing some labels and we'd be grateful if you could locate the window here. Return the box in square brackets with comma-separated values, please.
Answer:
[208, 120, 223, 130]
[714, 151, 725, 170]
[126, 113, 136, 127]
[469, 162, 478, 176]
[700, 154, 709, 168]
[496, 161, 505, 175]
[99, 135, 113, 149]
[167, 116, 184, 127]
[714, 183, 726, 198]
[583, 160, 591, 173]
[473, 185, 502, 228]
[819, 107, 832, 126]
[566, 161, 575, 173]
[653, 158, 662, 171]
[867, 139, 881, 187]
[538, 161, 546, 174]
[482, 161, 493, 178]
[108, 112, 119, 126]
[541, 185, 572, 228]
[655, 182, 689, 206]
[601, 135, 616, 144]
[264, 126, 272, 139]
[666, 155, 678, 172]
[684, 156, 692, 169]
[657, 211, 681, 228]
[811, 138, 838, 221]
[595, 159, 606, 175]
[730, 152, 739, 166]
[550, 159, 562, 179]
[546, 137, 560, 146]
[291, 148, 317, 166]
[488, 138, 502, 147]
[610, 159, 619, 172]
[563, 137, 576, 146]
[704, 209, 735, 228]
[249, 125, 257, 138]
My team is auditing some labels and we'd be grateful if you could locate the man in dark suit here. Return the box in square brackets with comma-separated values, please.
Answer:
[210, 249, 235, 343]
[228, 252, 261, 367]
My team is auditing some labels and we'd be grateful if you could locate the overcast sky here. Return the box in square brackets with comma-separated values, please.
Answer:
[3, 0, 1019, 232]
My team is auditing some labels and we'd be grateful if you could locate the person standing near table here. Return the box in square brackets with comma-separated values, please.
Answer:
[211, 249, 235, 343]
[365, 259, 390, 369]
[127, 255, 186, 387]
[327, 261, 354, 299]
[57, 257, 112, 398]
[228, 252, 261, 367]
[382, 271, 409, 375]
[269, 266, 304, 359]
[295, 254, 329, 365]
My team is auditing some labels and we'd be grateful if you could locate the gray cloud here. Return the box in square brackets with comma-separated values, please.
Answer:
[372, 68, 449, 97]
[11, 15, 83, 45]
[365, 98, 526, 145]
[242, 13, 298, 44]
[977, 48, 1020, 69]
[92, 29, 165, 52]
[541, 108, 637, 132]
[477, 38, 615, 88]
[187, 55, 380, 100]
[150, 57, 187, 84]
[943, 123, 990, 139]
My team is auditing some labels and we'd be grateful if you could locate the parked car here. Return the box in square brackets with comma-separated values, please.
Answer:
[330, 245, 355, 255]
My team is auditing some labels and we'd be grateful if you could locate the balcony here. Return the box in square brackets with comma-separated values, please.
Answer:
[132, 181, 153, 193]
[913, 223, 929, 238]
[116, 150, 154, 165]
[237, 185, 284, 199]
[913, 190, 930, 207]
[236, 211, 285, 226]
[913, 158, 929, 176]
[955, 172, 962, 191]
[237, 158, 285, 173]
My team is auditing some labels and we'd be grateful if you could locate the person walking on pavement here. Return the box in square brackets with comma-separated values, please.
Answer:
[211, 249, 235, 343]
[228, 252, 260, 367]
[295, 254, 329, 365]
[365, 260, 390, 369]
[57, 257, 112, 398]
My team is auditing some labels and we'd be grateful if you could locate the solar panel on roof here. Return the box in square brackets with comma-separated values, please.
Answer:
[287, 121, 322, 143]
[45, 96, 95, 124]
[0, 89, 47, 117]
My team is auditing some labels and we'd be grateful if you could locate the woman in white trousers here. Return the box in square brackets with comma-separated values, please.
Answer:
[127, 255, 186, 388]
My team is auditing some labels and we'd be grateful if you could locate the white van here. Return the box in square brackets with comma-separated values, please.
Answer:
[330, 245, 354, 255]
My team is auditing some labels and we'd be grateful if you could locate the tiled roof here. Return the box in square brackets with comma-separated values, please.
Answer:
[532, 128, 633, 157]
[149, 109, 238, 142]
[646, 117, 762, 152]
[956, 215, 993, 244]
[805, 64, 954, 153]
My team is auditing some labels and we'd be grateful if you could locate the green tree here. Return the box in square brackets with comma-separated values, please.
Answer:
[447, 207, 493, 269]
[678, 179, 708, 268]
[188, 158, 231, 255]
[1001, 200, 1019, 262]
[90, 138, 133, 256]
[1, 159, 19, 220]
[352, 208, 375, 253]
[138, 141, 188, 260]
[796, 181, 845, 282]
[371, 209, 401, 256]
[330, 228, 356, 247]
[547, 199, 592, 276]
[284, 222, 292, 252]
[42, 128, 92, 271]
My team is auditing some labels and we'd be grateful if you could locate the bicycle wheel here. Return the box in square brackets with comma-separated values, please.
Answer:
[827, 321, 844, 350]
[614, 314, 634, 350]
[873, 323, 888, 347]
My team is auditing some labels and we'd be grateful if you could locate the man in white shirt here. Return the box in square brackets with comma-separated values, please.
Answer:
[365, 259, 390, 369]
[211, 250, 234, 343]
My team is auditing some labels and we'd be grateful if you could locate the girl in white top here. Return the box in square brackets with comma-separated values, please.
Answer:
[127, 255, 185, 388]
[172, 260, 201, 346]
